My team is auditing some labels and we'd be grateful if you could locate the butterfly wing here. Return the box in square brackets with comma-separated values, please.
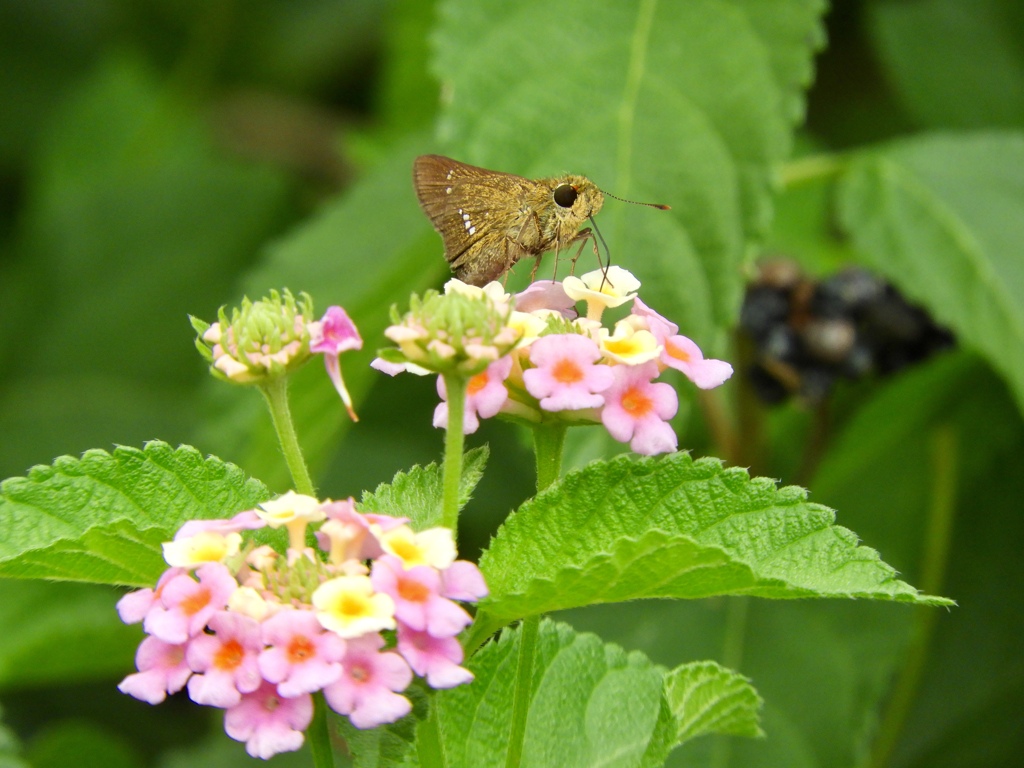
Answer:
[413, 155, 535, 285]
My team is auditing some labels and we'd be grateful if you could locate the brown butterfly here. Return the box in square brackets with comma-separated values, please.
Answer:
[413, 154, 610, 287]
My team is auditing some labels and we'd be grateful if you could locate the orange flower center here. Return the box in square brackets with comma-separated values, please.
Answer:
[621, 387, 653, 417]
[181, 587, 211, 617]
[350, 664, 369, 682]
[287, 635, 315, 663]
[666, 340, 690, 363]
[213, 639, 245, 671]
[467, 372, 489, 395]
[552, 358, 584, 384]
[397, 578, 431, 603]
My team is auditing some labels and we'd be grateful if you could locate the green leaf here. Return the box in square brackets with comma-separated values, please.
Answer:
[359, 446, 489, 530]
[836, 131, 1024, 416]
[1, 53, 291, 481]
[0, 580, 139, 688]
[0, 441, 271, 586]
[376, 0, 441, 138]
[19, 54, 291, 385]
[413, 619, 672, 768]
[868, 0, 1024, 130]
[474, 453, 948, 633]
[664, 661, 763, 745]
[0, 704, 29, 768]
[432, 0, 826, 348]
[568, 354, 1022, 767]
[25, 721, 142, 768]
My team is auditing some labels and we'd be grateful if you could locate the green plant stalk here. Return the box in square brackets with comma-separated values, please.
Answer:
[862, 425, 957, 768]
[505, 612, 540, 768]
[260, 377, 316, 497]
[711, 595, 751, 768]
[532, 422, 567, 492]
[779, 152, 848, 188]
[504, 422, 567, 768]
[307, 693, 334, 768]
[417, 708, 446, 768]
[441, 373, 468, 533]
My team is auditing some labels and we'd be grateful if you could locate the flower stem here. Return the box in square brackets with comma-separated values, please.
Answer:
[779, 152, 848, 188]
[860, 426, 957, 768]
[505, 614, 540, 768]
[307, 693, 335, 768]
[441, 373, 468, 534]
[260, 377, 316, 496]
[417, 709, 446, 768]
[503, 422, 567, 767]
[532, 422, 567, 493]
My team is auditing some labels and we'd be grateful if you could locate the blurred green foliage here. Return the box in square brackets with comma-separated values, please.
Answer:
[1, 0, 1022, 766]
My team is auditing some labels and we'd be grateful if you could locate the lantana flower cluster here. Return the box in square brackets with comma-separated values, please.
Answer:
[375, 267, 733, 455]
[117, 492, 486, 759]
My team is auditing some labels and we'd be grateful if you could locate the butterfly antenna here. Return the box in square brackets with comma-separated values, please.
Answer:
[599, 190, 671, 210]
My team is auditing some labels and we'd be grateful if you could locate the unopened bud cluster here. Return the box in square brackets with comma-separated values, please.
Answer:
[192, 290, 315, 385]
[375, 282, 521, 377]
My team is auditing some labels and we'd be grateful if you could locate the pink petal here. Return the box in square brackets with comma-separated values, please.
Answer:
[188, 668, 243, 708]
[310, 306, 363, 354]
[118, 669, 175, 705]
[348, 689, 411, 729]
[424, 598, 474, 638]
[514, 280, 577, 316]
[630, 419, 678, 456]
[175, 511, 264, 540]
[441, 561, 488, 601]
[631, 297, 678, 340]
[117, 588, 155, 624]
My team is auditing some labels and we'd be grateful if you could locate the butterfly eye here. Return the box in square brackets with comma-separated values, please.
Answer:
[553, 184, 578, 208]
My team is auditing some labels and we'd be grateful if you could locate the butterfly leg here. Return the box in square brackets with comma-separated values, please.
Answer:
[514, 211, 545, 283]
[568, 229, 615, 290]
[567, 229, 599, 274]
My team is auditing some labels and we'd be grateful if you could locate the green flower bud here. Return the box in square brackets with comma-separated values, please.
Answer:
[380, 280, 521, 377]
[191, 289, 315, 385]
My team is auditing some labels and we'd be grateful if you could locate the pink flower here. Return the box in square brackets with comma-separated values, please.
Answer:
[315, 498, 398, 561]
[186, 611, 264, 707]
[440, 560, 488, 602]
[309, 305, 363, 421]
[118, 636, 191, 704]
[522, 334, 614, 411]
[370, 556, 473, 637]
[601, 361, 678, 455]
[632, 298, 732, 389]
[397, 625, 473, 689]
[514, 280, 577, 317]
[224, 681, 313, 759]
[117, 567, 185, 624]
[631, 297, 678, 339]
[322, 634, 413, 729]
[661, 335, 734, 389]
[258, 609, 346, 697]
[174, 510, 265, 540]
[433, 356, 513, 434]
[144, 563, 237, 644]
